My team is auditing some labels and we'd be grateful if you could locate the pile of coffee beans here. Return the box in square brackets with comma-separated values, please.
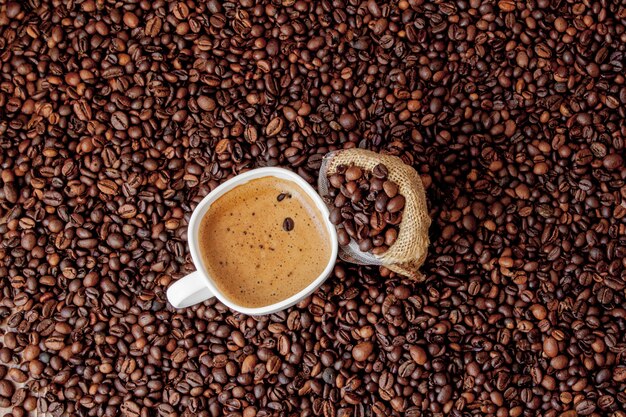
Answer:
[327, 164, 403, 254]
[1, 0, 626, 416]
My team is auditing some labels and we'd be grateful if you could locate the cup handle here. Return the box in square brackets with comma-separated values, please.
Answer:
[167, 271, 215, 308]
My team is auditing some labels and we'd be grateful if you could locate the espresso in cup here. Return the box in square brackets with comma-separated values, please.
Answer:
[197, 177, 331, 308]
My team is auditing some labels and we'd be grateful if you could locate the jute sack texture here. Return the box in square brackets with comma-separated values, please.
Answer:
[318, 149, 431, 280]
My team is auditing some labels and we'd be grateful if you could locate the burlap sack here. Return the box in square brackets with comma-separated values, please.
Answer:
[318, 149, 431, 280]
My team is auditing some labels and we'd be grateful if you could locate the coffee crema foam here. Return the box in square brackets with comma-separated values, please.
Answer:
[198, 177, 331, 308]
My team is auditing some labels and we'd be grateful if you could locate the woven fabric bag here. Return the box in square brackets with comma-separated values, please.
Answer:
[318, 149, 431, 280]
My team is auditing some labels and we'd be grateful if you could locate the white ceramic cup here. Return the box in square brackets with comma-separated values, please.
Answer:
[166, 167, 338, 315]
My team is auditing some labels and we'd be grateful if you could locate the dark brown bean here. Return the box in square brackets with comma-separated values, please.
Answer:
[282, 217, 294, 232]
[386, 195, 405, 213]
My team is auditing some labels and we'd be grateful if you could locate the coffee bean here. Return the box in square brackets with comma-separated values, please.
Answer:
[72, 99, 92, 121]
[111, 111, 129, 130]
[352, 342, 373, 362]
[409, 346, 428, 365]
[576, 400, 596, 415]
[121, 401, 141, 417]
[603, 153, 623, 170]
[543, 337, 559, 358]
[382, 181, 398, 198]
[338, 113, 357, 130]
[375, 194, 389, 212]
[614, 367, 626, 382]
[372, 164, 388, 179]
[266, 117, 284, 137]
[344, 166, 362, 182]
[7, 369, 27, 383]
[277, 193, 291, 202]
[145, 16, 162, 36]
[384, 228, 398, 246]
[329, 207, 342, 225]
[97, 179, 119, 195]
[386, 195, 405, 213]
[244, 125, 258, 143]
[42, 191, 63, 207]
[328, 174, 344, 189]
[337, 229, 350, 246]
[369, 211, 385, 230]
[106, 233, 124, 249]
[0, 380, 14, 397]
[197, 96, 216, 111]
[282, 217, 294, 231]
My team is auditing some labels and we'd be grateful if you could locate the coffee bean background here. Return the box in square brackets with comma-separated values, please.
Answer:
[1, 1, 625, 417]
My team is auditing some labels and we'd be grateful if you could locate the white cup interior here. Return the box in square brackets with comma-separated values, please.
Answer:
[187, 167, 338, 315]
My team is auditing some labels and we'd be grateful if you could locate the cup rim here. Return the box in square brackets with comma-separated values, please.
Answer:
[187, 167, 338, 315]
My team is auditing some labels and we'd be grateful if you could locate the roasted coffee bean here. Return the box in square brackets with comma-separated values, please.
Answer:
[386, 196, 405, 213]
[282, 217, 294, 232]
[576, 400, 597, 415]
[344, 166, 363, 182]
[382, 181, 398, 198]
[329, 207, 342, 225]
[277, 193, 290, 202]
[0, 380, 14, 397]
[384, 228, 398, 247]
[352, 342, 374, 362]
[372, 164, 388, 180]
[337, 229, 350, 246]
[110, 111, 129, 130]
[266, 117, 284, 137]
[375, 194, 389, 213]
